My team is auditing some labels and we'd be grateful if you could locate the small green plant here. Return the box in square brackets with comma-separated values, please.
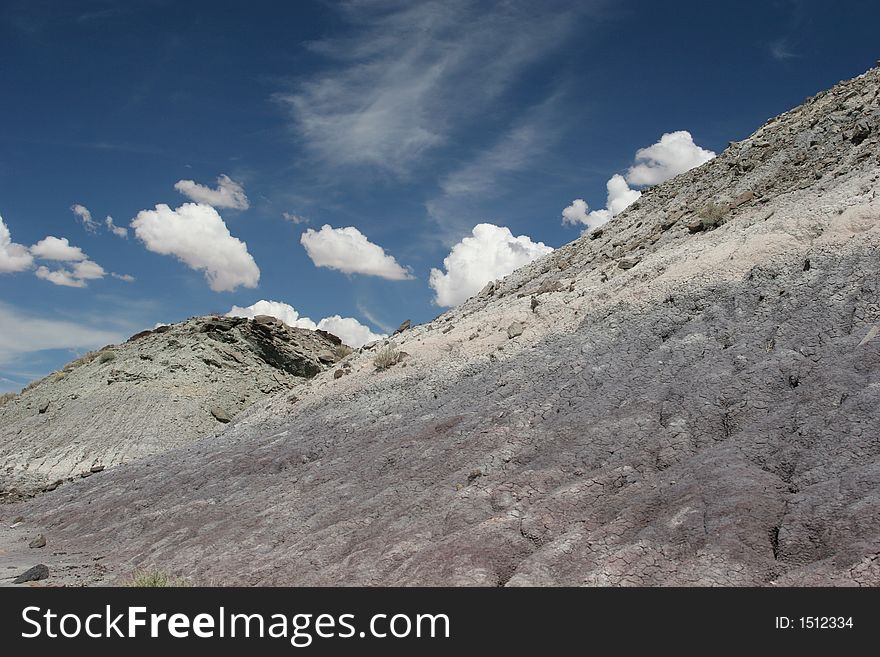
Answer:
[333, 344, 354, 359]
[0, 392, 17, 408]
[373, 344, 401, 370]
[126, 570, 193, 587]
[97, 350, 116, 363]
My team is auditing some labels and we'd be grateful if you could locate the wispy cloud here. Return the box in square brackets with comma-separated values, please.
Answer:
[769, 39, 799, 61]
[426, 96, 565, 240]
[0, 301, 123, 366]
[277, 0, 588, 175]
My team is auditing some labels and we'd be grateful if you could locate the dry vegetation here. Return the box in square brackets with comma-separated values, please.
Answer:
[373, 345, 401, 370]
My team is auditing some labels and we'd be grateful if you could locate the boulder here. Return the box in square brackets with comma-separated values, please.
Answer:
[13, 564, 49, 584]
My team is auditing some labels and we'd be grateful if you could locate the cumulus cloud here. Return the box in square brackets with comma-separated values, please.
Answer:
[316, 315, 384, 348]
[625, 131, 716, 186]
[282, 212, 309, 225]
[71, 260, 105, 280]
[300, 225, 412, 280]
[105, 216, 128, 238]
[561, 199, 589, 226]
[226, 299, 317, 330]
[562, 131, 714, 231]
[34, 259, 106, 288]
[131, 203, 260, 292]
[71, 204, 99, 233]
[174, 174, 249, 210]
[29, 236, 87, 262]
[429, 223, 553, 307]
[0, 213, 34, 273]
[226, 300, 385, 348]
[35, 266, 85, 288]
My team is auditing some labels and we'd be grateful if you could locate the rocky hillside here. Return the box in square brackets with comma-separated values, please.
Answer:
[2, 64, 878, 586]
[0, 315, 343, 501]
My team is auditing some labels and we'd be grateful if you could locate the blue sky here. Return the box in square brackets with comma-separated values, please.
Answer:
[1, 0, 878, 391]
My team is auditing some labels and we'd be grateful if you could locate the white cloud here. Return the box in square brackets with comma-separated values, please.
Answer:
[71, 203, 99, 233]
[174, 174, 249, 210]
[316, 315, 384, 348]
[0, 213, 34, 273]
[72, 259, 105, 280]
[561, 199, 589, 226]
[227, 299, 317, 330]
[34, 258, 106, 288]
[563, 131, 714, 231]
[30, 236, 87, 261]
[35, 266, 85, 288]
[282, 212, 309, 225]
[226, 300, 385, 348]
[105, 215, 128, 238]
[0, 301, 123, 366]
[131, 203, 260, 292]
[429, 223, 553, 307]
[277, 2, 581, 173]
[625, 131, 716, 186]
[300, 225, 412, 280]
[111, 272, 135, 282]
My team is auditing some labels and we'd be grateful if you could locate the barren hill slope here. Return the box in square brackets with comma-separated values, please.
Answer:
[0, 315, 342, 501]
[2, 65, 879, 586]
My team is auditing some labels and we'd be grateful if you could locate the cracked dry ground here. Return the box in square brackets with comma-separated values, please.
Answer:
[7, 238, 879, 585]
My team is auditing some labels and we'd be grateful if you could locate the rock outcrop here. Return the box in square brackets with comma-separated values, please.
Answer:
[2, 64, 879, 586]
[0, 316, 340, 500]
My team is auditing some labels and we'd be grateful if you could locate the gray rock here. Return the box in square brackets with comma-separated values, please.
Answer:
[617, 258, 640, 270]
[393, 320, 412, 334]
[317, 350, 337, 364]
[210, 406, 232, 423]
[0, 316, 340, 497]
[29, 534, 46, 549]
[507, 322, 524, 339]
[13, 564, 48, 584]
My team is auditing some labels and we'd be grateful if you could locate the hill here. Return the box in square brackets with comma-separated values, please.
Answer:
[2, 64, 878, 586]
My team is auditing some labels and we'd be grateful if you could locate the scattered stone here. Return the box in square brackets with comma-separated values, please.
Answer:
[531, 296, 540, 313]
[851, 121, 871, 145]
[535, 279, 563, 295]
[13, 564, 49, 584]
[29, 534, 46, 549]
[89, 464, 105, 473]
[393, 320, 411, 335]
[507, 322, 524, 339]
[441, 325, 454, 334]
[478, 281, 497, 297]
[210, 406, 232, 423]
[589, 229, 603, 240]
[317, 350, 337, 364]
[618, 258, 641, 270]
[803, 259, 811, 271]
[730, 190, 755, 209]
[38, 401, 50, 414]
[333, 369, 345, 379]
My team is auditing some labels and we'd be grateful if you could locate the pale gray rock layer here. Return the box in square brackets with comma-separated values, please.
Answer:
[2, 64, 879, 586]
[0, 316, 340, 500]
